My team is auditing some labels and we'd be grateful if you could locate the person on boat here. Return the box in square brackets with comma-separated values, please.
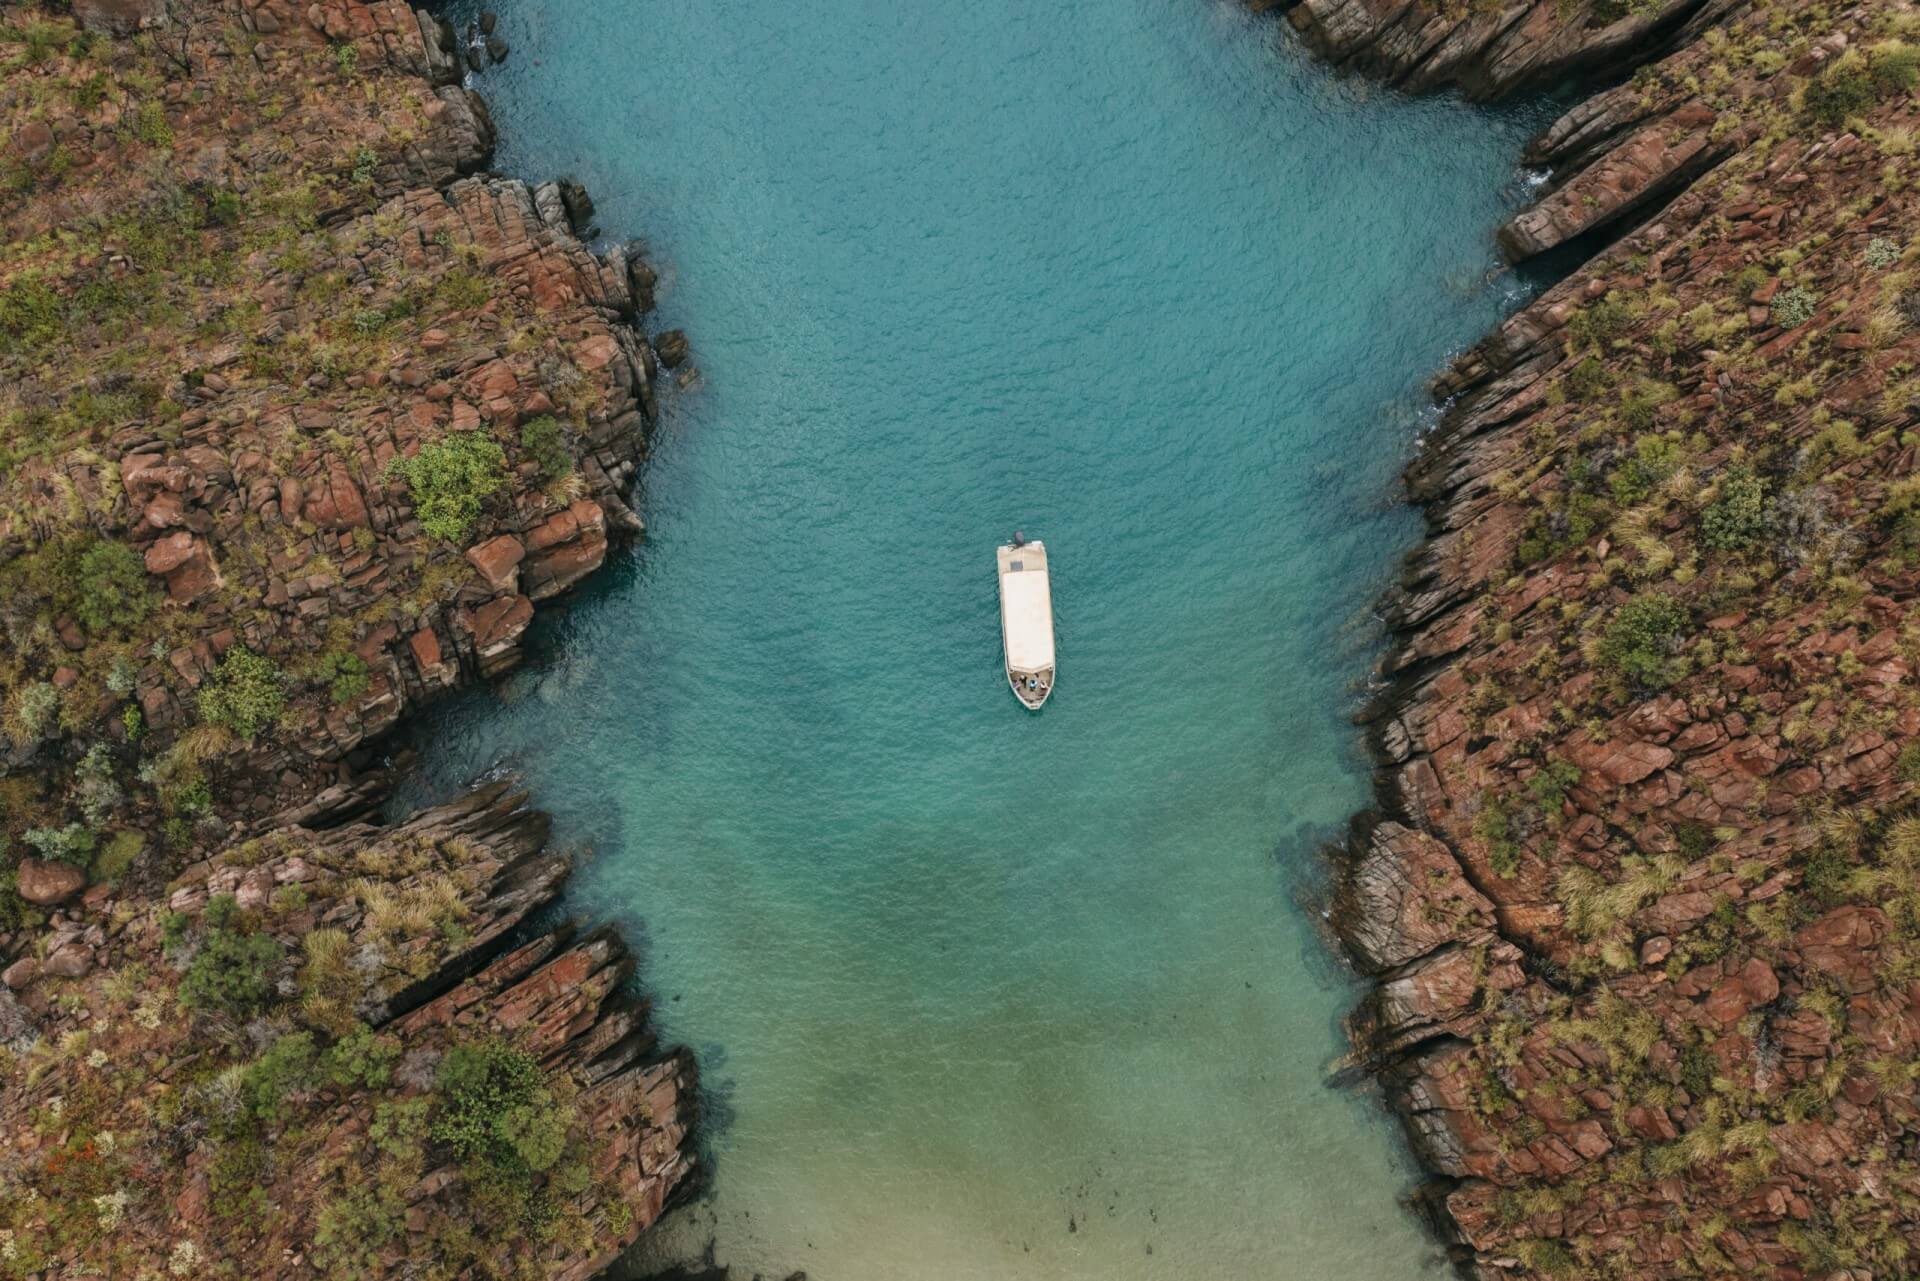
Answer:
[1012, 530, 1026, 547]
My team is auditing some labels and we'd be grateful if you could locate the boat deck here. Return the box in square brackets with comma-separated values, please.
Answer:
[998, 540, 1055, 710]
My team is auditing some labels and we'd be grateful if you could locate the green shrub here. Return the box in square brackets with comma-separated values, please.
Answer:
[179, 893, 284, 1017]
[22, 823, 95, 867]
[1899, 741, 1920, 784]
[1866, 237, 1903, 271]
[128, 99, 172, 148]
[0, 865, 39, 932]
[1566, 355, 1611, 401]
[1870, 40, 1920, 94]
[1803, 55, 1879, 126]
[520, 415, 572, 479]
[1568, 295, 1632, 349]
[1609, 433, 1683, 505]
[1701, 466, 1768, 550]
[386, 432, 509, 543]
[1527, 759, 1581, 812]
[225, 1033, 317, 1135]
[1734, 265, 1770, 300]
[1474, 795, 1521, 878]
[432, 1040, 576, 1219]
[320, 1024, 401, 1089]
[1596, 592, 1691, 688]
[198, 647, 285, 739]
[62, 538, 154, 634]
[313, 651, 371, 704]
[1770, 285, 1818, 329]
[0, 274, 62, 352]
[202, 188, 244, 227]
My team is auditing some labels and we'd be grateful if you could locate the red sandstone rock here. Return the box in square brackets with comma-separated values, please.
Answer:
[466, 533, 526, 592]
[15, 859, 84, 906]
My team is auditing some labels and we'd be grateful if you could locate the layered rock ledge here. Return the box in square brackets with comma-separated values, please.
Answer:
[1268, 0, 1920, 1275]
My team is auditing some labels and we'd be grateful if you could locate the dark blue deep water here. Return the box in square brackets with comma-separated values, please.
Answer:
[405, 2, 1548, 1275]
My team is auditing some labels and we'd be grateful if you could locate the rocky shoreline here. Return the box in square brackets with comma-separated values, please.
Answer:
[1269, 0, 1920, 1275]
[0, 2, 700, 1275]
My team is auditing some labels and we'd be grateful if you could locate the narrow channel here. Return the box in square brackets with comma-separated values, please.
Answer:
[401, 2, 1548, 1274]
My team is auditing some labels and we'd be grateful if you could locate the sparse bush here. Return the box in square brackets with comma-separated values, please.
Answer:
[1870, 40, 1920, 94]
[1527, 759, 1581, 812]
[1610, 433, 1683, 505]
[1566, 355, 1611, 401]
[73, 743, 122, 824]
[8, 681, 60, 746]
[1474, 794, 1522, 878]
[1596, 592, 1690, 688]
[197, 647, 286, 739]
[128, 99, 173, 148]
[386, 432, 509, 543]
[1866, 237, 1903, 270]
[1771, 286, 1818, 329]
[0, 865, 37, 931]
[1898, 741, 1920, 784]
[1568, 295, 1632, 349]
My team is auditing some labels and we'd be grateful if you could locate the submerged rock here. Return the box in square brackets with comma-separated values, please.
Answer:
[655, 328, 691, 369]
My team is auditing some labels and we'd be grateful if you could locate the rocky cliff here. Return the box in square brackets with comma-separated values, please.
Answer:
[0, 1, 698, 1275]
[1272, 0, 1920, 1275]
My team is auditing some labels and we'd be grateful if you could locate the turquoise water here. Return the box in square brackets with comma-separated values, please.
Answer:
[404, 2, 1547, 1276]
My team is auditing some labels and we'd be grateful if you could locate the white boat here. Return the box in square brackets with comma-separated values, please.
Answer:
[997, 537, 1055, 710]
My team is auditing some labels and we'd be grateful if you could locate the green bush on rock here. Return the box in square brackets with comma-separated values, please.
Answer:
[386, 431, 509, 543]
[178, 893, 284, 1018]
[432, 1040, 587, 1225]
[520, 415, 573, 479]
[1596, 592, 1691, 689]
[197, 646, 286, 739]
[1770, 285, 1818, 329]
[1702, 466, 1768, 550]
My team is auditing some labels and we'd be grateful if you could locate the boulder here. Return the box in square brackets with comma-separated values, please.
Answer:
[11, 121, 54, 164]
[654, 329, 690, 369]
[557, 178, 594, 232]
[42, 943, 95, 980]
[16, 858, 86, 907]
[73, 0, 167, 35]
[466, 534, 525, 592]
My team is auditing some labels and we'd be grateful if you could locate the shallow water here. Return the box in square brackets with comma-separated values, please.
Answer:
[403, 2, 1548, 1275]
